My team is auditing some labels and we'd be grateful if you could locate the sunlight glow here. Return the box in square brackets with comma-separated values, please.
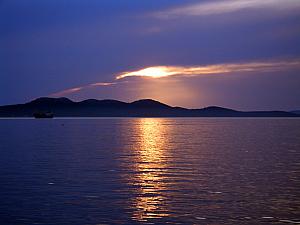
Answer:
[116, 59, 300, 80]
[50, 59, 300, 98]
[116, 66, 180, 79]
[130, 119, 171, 221]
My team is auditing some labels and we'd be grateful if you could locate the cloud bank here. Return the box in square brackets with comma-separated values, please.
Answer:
[50, 58, 300, 98]
[116, 59, 300, 80]
[153, 0, 300, 18]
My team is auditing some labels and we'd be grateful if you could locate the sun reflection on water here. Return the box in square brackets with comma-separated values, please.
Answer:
[130, 118, 171, 222]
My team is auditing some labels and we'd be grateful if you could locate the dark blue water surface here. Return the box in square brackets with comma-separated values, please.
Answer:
[0, 118, 299, 225]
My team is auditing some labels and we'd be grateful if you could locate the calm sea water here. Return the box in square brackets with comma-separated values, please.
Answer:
[0, 118, 299, 225]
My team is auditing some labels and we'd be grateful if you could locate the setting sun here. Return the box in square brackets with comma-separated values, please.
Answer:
[115, 60, 300, 81]
[116, 66, 179, 79]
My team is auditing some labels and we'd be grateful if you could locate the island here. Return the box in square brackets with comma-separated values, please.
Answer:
[0, 97, 299, 117]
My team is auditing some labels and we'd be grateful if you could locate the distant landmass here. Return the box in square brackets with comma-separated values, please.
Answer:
[290, 110, 300, 115]
[0, 97, 299, 117]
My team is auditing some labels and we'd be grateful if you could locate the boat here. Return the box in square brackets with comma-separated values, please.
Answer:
[33, 112, 54, 118]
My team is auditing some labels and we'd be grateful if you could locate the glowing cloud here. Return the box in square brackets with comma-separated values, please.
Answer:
[50, 87, 83, 97]
[90, 82, 116, 86]
[50, 82, 115, 97]
[116, 67, 180, 80]
[116, 59, 300, 80]
[50, 58, 300, 98]
[153, 0, 300, 18]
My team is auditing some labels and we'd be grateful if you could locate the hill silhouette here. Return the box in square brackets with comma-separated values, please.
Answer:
[0, 97, 298, 117]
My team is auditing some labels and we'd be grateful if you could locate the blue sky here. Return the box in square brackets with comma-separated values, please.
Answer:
[1, 0, 300, 110]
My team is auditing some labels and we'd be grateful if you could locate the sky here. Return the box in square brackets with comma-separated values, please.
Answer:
[1, 0, 300, 110]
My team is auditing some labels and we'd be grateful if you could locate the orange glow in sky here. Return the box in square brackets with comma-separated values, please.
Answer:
[116, 59, 300, 80]
[50, 59, 300, 101]
[116, 66, 180, 79]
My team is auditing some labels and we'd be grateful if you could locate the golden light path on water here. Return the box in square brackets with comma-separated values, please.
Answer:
[130, 118, 170, 222]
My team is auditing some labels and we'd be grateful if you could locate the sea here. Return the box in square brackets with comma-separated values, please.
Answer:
[0, 118, 299, 225]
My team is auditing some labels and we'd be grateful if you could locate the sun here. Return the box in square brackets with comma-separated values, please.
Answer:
[116, 66, 179, 79]
[136, 67, 171, 78]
